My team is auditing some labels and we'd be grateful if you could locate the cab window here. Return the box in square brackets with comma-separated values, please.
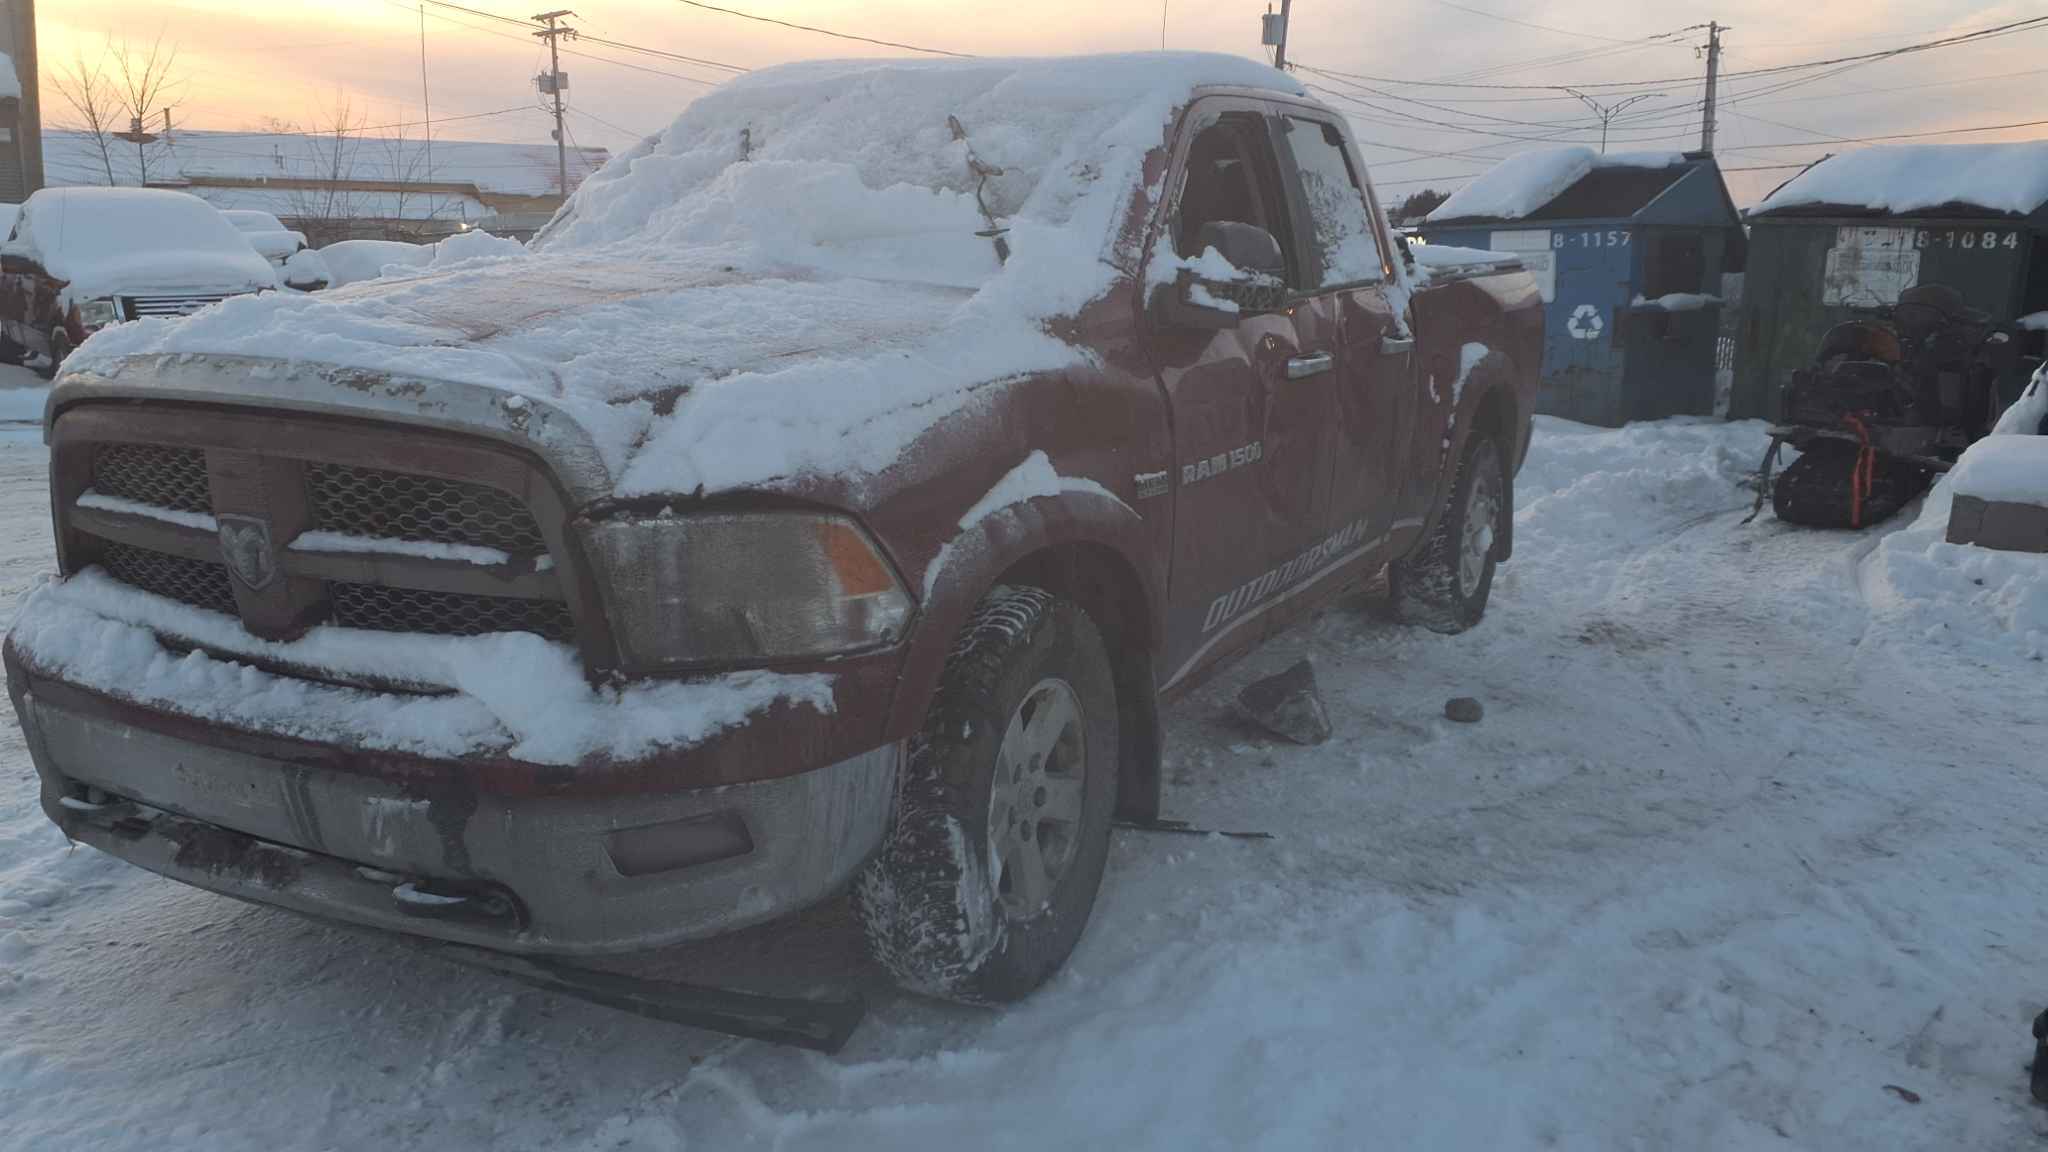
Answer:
[1174, 112, 1299, 285]
[1280, 116, 1384, 287]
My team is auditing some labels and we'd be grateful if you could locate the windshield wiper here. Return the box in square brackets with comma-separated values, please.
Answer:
[947, 114, 1010, 264]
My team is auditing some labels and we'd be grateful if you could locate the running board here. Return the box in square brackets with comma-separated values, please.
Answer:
[420, 941, 867, 1052]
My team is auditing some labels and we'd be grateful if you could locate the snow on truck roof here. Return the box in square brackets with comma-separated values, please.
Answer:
[68, 53, 1305, 500]
[1754, 142, 2048, 219]
[1425, 147, 1690, 224]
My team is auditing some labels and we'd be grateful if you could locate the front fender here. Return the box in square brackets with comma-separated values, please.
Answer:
[882, 485, 1162, 742]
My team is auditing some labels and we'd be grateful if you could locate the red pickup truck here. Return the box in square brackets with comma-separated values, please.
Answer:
[10, 54, 1539, 1007]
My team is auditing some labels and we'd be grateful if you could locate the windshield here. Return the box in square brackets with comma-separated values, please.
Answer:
[534, 54, 1297, 290]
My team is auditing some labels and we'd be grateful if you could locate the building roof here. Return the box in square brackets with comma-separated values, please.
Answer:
[42, 129, 609, 218]
[1425, 147, 1708, 225]
[1752, 142, 2048, 221]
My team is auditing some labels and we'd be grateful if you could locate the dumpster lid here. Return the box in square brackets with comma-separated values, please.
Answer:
[1754, 142, 2048, 220]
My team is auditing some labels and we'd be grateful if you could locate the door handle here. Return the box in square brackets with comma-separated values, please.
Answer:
[1380, 333, 1416, 355]
[1285, 351, 1334, 379]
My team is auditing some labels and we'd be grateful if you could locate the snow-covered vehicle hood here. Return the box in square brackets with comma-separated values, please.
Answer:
[59, 53, 1308, 504]
[68, 250, 278, 300]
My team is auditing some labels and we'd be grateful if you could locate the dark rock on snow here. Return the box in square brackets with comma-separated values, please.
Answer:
[1444, 696, 1484, 724]
[1235, 659, 1332, 745]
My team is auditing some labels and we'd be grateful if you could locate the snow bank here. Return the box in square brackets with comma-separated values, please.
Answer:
[4, 188, 275, 300]
[1758, 142, 2048, 217]
[65, 54, 1299, 499]
[1948, 436, 2048, 504]
[9, 570, 835, 764]
[1426, 147, 1683, 223]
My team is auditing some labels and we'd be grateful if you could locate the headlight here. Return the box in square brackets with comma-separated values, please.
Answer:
[77, 298, 119, 330]
[582, 512, 911, 670]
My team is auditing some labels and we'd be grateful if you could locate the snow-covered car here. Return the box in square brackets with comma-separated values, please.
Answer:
[8, 55, 1540, 1009]
[0, 187, 276, 377]
[220, 209, 310, 267]
[317, 238, 434, 288]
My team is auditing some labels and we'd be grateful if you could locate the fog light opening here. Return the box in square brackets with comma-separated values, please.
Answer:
[606, 812, 755, 877]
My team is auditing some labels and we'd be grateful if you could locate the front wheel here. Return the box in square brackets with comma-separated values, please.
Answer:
[853, 585, 1118, 1003]
[1387, 432, 1506, 634]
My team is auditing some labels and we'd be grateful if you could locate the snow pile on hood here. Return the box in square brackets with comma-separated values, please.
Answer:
[1757, 142, 2048, 217]
[1426, 148, 1684, 223]
[5, 188, 276, 299]
[63, 54, 1298, 498]
[9, 569, 834, 764]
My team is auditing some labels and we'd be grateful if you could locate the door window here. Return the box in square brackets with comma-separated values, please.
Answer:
[1174, 113, 1298, 283]
[1280, 116, 1384, 288]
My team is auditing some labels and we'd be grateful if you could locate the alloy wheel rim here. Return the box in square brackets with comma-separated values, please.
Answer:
[1459, 456, 1500, 599]
[987, 677, 1086, 921]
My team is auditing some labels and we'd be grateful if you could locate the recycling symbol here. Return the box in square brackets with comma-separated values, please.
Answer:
[1567, 303, 1605, 340]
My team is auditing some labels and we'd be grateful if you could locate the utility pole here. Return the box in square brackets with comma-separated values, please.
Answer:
[1699, 20, 1723, 154]
[1262, 0, 1293, 71]
[1565, 89, 1657, 154]
[533, 9, 576, 198]
[419, 4, 435, 197]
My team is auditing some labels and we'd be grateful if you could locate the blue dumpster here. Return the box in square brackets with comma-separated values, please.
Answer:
[1420, 148, 1746, 427]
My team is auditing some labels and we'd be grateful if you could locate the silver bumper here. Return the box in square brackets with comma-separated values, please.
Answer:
[17, 689, 897, 956]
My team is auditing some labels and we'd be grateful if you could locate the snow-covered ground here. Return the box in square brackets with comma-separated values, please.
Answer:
[3, 405, 2046, 1149]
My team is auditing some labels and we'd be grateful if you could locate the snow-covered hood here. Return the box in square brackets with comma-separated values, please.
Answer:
[55, 245, 1016, 506]
[67, 250, 278, 301]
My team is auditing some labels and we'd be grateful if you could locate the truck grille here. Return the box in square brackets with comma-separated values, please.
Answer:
[92, 444, 214, 514]
[331, 583, 576, 641]
[308, 463, 547, 554]
[61, 420, 578, 652]
[121, 293, 236, 318]
[98, 541, 240, 616]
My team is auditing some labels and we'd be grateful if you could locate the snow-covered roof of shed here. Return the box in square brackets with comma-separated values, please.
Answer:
[1425, 147, 1689, 224]
[1754, 143, 2048, 219]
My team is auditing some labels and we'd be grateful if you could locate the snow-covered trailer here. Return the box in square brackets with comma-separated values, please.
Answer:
[1732, 143, 2048, 422]
[1420, 148, 1744, 427]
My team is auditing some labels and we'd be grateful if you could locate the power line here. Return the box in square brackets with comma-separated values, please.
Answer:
[668, 0, 971, 57]
[1718, 116, 2048, 152]
[1291, 14, 2048, 92]
[570, 106, 657, 141]
[1419, 1, 1700, 46]
[576, 33, 749, 72]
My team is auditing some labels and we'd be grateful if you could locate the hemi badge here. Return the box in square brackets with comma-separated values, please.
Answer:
[1134, 471, 1170, 500]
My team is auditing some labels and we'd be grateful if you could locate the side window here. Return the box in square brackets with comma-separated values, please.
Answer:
[1281, 116, 1384, 288]
[1174, 112, 1298, 284]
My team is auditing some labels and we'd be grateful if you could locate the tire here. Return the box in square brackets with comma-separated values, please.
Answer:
[853, 585, 1119, 1003]
[1387, 432, 1506, 634]
[34, 328, 69, 381]
[1772, 440, 1928, 529]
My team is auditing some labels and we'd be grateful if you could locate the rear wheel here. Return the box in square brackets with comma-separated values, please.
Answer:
[1387, 432, 1506, 634]
[33, 328, 70, 381]
[853, 585, 1118, 1003]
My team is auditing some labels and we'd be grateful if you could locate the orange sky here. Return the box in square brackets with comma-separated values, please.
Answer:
[32, 0, 2048, 204]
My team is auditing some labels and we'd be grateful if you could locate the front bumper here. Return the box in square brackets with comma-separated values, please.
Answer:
[9, 660, 898, 957]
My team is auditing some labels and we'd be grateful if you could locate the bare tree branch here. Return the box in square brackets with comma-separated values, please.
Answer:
[50, 49, 122, 185]
[111, 32, 186, 185]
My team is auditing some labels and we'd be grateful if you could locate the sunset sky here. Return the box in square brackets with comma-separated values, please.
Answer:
[32, 0, 2048, 204]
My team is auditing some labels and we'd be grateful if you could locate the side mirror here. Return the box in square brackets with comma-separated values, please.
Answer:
[1157, 221, 1288, 330]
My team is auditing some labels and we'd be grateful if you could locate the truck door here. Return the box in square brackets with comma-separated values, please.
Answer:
[1273, 114, 1413, 548]
[1149, 103, 1340, 689]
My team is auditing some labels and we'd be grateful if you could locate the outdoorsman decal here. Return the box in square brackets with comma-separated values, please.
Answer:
[1202, 517, 1372, 632]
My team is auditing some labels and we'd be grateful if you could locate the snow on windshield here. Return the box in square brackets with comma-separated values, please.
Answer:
[12, 188, 275, 297]
[537, 52, 1300, 291]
